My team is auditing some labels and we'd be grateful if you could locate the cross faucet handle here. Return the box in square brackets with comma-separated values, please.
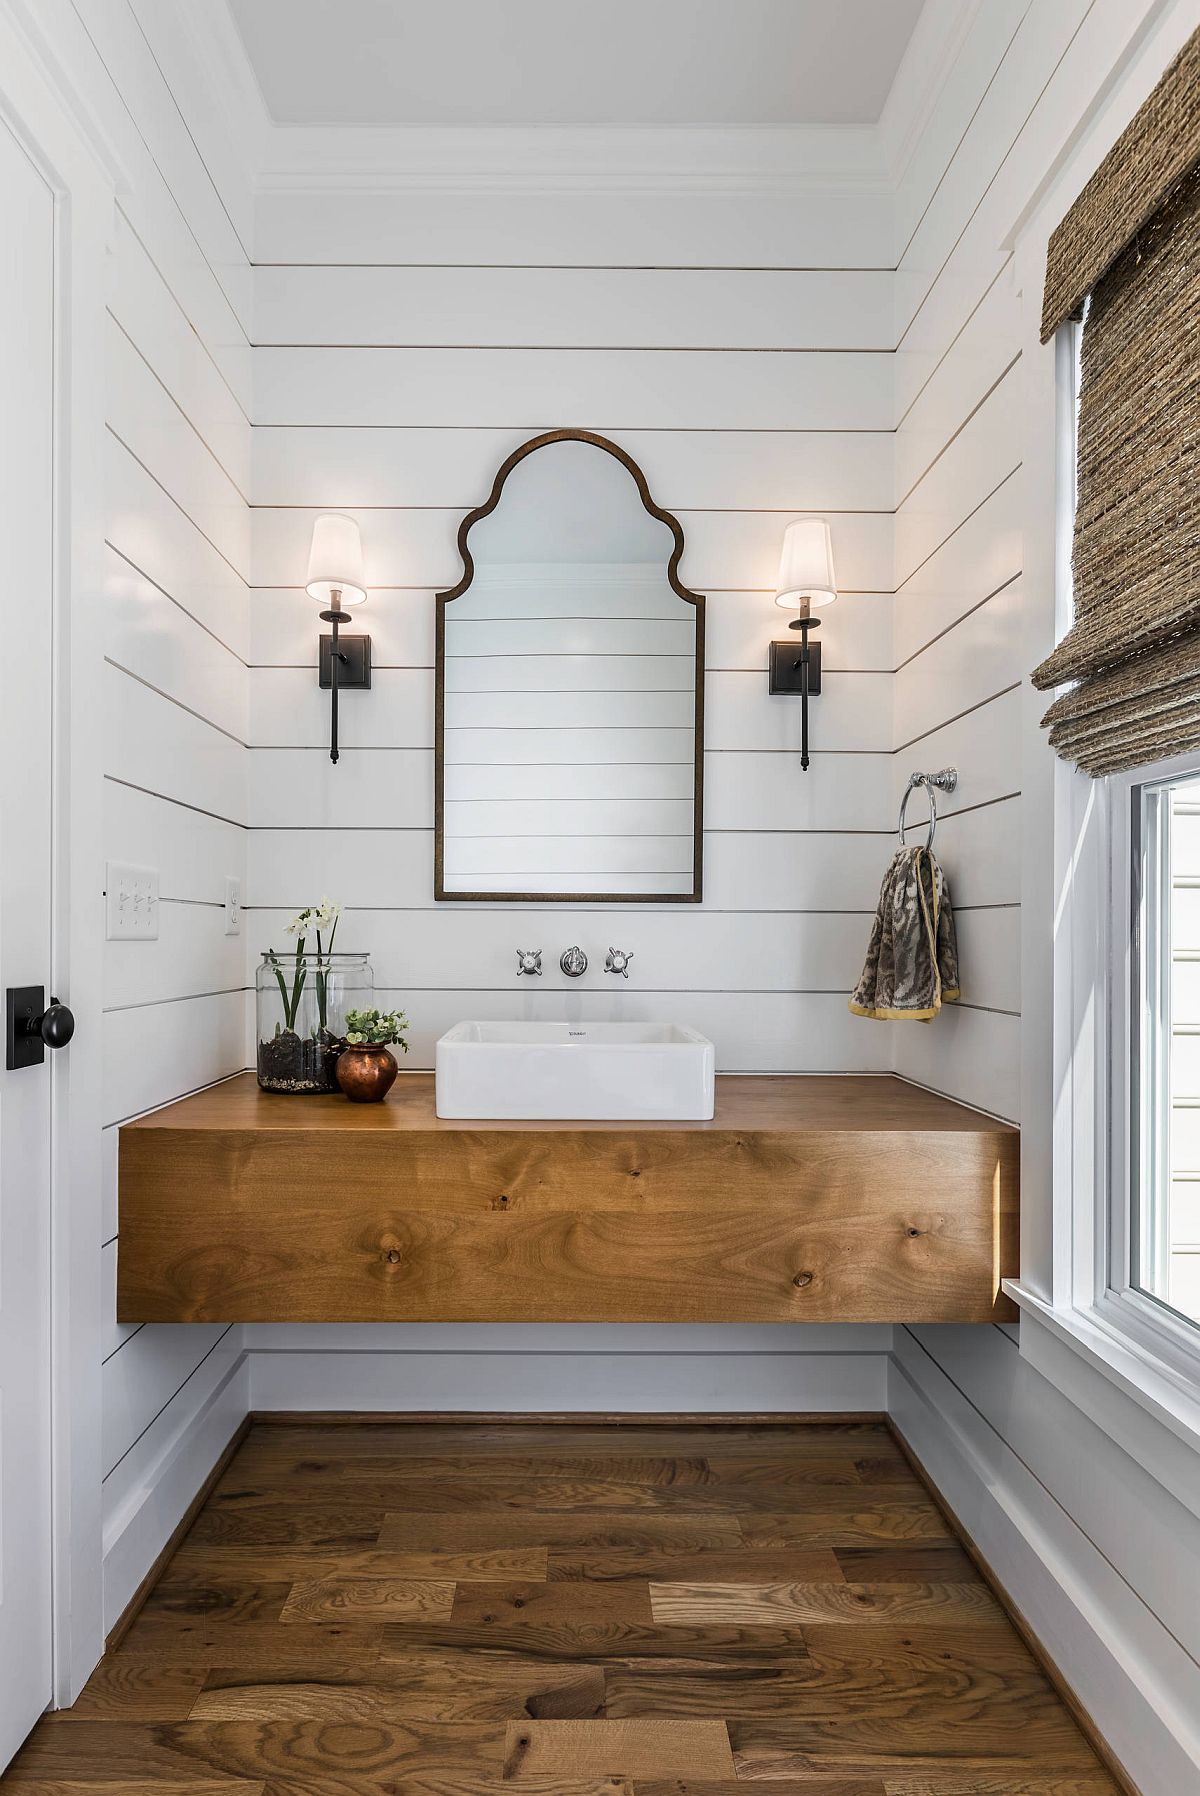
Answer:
[516, 949, 542, 976]
[605, 948, 633, 978]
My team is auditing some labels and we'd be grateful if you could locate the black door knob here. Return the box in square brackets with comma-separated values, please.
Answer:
[37, 1000, 74, 1049]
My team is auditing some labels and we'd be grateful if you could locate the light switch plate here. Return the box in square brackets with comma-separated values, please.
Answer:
[224, 875, 242, 935]
[106, 861, 159, 940]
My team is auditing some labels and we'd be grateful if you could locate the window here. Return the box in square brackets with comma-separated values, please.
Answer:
[1129, 771, 1200, 1330]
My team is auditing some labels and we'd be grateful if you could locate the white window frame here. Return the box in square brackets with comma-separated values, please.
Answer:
[1105, 757, 1200, 1374]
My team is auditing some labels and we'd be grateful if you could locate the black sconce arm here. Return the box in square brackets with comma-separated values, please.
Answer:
[767, 613, 823, 774]
[317, 592, 372, 766]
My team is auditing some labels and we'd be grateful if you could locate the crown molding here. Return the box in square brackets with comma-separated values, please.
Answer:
[251, 122, 892, 196]
[877, 0, 983, 189]
[0, 0, 133, 191]
[160, 0, 272, 180]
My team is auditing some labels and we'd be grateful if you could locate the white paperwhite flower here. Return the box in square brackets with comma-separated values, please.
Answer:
[283, 907, 313, 937]
[313, 898, 341, 930]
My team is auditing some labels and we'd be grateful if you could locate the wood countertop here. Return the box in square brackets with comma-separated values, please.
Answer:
[125, 1071, 1015, 1136]
[118, 1073, 1018, 1326]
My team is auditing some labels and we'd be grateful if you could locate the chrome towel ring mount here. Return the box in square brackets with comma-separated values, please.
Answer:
[898, 767, 958, 852]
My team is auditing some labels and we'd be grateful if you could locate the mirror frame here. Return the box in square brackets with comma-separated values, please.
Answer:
[434, 429, 705, 904]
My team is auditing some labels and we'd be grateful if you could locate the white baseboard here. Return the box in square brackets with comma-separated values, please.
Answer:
[888, 1333, 1200, 1796]
[100, 1348, 249, 1637]
[247, 1338, 888, 1415]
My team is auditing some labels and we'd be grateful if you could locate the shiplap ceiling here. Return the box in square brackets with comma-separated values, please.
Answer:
[226, 0, 927, 127]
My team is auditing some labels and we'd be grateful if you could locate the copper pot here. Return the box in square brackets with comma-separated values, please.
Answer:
[336, 1041, 398, 1103]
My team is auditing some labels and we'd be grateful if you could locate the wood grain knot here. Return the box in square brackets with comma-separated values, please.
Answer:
[791, 1271, 814, 1289]
[384, 1248, 402, 1265]
[906, 1226, 923, 1238]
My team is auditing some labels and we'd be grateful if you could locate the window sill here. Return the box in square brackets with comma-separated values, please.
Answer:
[1005, 1279, 1200, 1519]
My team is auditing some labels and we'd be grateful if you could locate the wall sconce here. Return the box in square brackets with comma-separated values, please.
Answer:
[306, 513, 371, 765]
[767, 516, 838, 773]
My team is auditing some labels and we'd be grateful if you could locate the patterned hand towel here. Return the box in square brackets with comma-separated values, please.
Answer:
[849, 844, 960, 1022]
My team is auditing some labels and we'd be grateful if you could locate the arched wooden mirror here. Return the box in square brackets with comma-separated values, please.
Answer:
[434, 430, 704, 903]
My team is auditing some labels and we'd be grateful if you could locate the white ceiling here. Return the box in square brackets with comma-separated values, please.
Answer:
[226, 0, 928, 129]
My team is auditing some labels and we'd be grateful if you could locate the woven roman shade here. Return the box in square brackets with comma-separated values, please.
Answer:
[1033, 27, 1200, 777]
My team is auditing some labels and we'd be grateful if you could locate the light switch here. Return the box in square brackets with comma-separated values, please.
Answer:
[106, 861, 159, 940]
[224, 875, 242, 935]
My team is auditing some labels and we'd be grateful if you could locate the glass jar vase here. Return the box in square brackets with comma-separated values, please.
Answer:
[256, 951, 373, 1094]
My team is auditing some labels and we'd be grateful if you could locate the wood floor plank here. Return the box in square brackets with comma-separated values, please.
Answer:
[229, 1454, 717, 1486]
[603, 1642, 1053, 1717]
[830, 1544, 978, 1583]
[852, 1456, 924, 1484]
[549, 1547, 845, 1583]
[142, 1580, 293, 1625]
[648, 1581, 1004, 1626]
[6, 1718, 503, 1786]
[881, 1777, 1119, 1795]
[381, 1618, 811, 1662]
[1, 1784, 265, 1795]
[60, 1659, 209, 1720]
[280, 1578, 456, 1624]
[738, 1507, 953, 1546]
[378, 1513, 743, 1552]
[10, 1421, 1119, 1796]
[702, 1456, 870, 1487]
[728, 1706, 1102, 1774]
[186, 1505, 385, 1547]
[114, 1615, 386, 1667]
[169, 1544, 550, 1582]
[210, 1474, 948, 1517]
[605, 1662, 879, 1719]
[798, 1623, 1038, 1669]
[503, 1718, 735, 1779]
[194, 1653, 607, 1723]
[449, 1580, 655, 1628]
[635, 1783, 887, 1796]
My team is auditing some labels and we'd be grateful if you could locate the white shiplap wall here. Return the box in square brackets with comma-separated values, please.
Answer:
[59, 0, 255, 1628]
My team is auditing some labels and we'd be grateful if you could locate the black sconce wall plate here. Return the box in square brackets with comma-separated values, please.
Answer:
[319, 634, 372, 689]
[768, 638, 822, 695]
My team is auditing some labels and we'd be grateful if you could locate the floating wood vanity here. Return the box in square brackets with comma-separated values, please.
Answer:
[117, 1073, 1017, 1325]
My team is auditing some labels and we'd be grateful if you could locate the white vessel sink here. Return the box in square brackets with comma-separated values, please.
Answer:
[435, 1021, 715, 1121]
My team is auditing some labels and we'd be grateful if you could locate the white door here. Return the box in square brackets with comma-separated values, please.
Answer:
[0, 117, 56, 1765]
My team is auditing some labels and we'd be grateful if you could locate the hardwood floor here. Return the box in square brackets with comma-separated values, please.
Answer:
[4, 1421, 1122, 1795]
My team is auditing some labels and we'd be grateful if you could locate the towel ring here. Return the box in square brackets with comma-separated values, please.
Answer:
[898, 768, 958, 852]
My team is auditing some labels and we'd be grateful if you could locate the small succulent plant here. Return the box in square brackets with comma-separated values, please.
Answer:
[344, 1007, 409, 1050]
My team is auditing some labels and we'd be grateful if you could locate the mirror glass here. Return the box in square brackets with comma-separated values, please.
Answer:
[436, 434, 703, 902]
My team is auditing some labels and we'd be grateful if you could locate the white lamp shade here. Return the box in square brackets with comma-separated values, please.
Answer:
[775, 516, 837, 609]
[306, 513, 367, 605]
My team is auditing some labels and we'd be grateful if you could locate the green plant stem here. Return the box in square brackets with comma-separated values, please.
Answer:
[288, 934, 307, 1031]
[268, 953, 291, 1028]
[314, 917, 339, 1032]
